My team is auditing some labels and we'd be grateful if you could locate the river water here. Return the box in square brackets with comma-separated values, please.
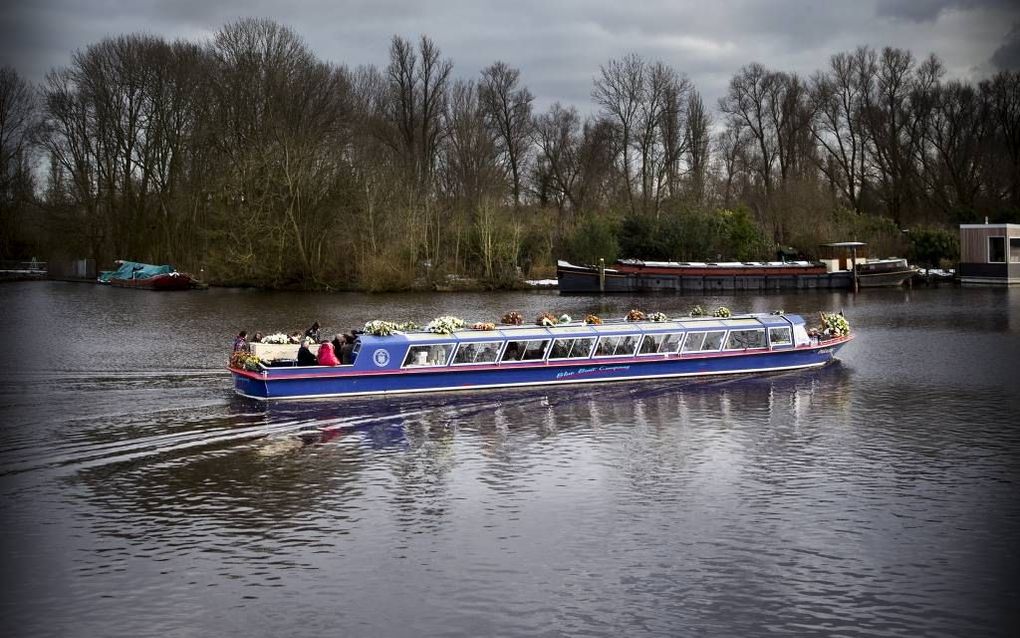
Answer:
[0, 282, 1018, 637]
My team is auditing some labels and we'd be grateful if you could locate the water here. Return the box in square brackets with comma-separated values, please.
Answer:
[1, 282, 1018, 637]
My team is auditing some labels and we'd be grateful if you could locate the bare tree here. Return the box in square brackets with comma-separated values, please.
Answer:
[684, 89, 711, 206]
[0, 66, 37, 258]
[863, 47, 926, 224]
[810, 47, 876, 212]
[719, 63, 778, 197]
[593, 54, 644, 212]
[479, 61, 533, 207]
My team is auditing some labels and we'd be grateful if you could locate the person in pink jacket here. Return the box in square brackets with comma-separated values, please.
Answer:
[317, 341, 340, 366]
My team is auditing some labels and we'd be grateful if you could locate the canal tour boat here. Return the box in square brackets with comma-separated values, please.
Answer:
[229, 311, 853, 401]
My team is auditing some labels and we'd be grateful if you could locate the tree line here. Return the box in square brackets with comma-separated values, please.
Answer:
[1, 18, 1017, 288]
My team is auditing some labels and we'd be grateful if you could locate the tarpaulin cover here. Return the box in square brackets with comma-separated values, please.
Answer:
[98, 261, 174, 282]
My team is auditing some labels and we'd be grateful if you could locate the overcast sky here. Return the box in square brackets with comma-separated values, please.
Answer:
[3, 0, 1019, 113]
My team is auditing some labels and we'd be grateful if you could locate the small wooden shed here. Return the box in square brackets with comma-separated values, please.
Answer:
[958, 223, 1020, 285]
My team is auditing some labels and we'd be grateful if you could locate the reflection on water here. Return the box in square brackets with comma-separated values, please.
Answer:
[1, 283, 1019, 637]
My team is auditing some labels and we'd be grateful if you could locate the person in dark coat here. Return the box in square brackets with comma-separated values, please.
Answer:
[339, 334, 356, 365]
[297, 338, 319, 366]
[233, 331, 250, 353]
[331, 334, 344, 359]
[305, 321, 321, 342]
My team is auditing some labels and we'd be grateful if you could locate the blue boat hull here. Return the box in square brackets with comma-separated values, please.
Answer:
[231, 340, 850, 401]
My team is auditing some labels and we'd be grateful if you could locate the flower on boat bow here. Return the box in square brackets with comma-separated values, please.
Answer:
[501, 311, 523, 325]
[584, 314, 602, 325]
[626, 309, 646, 321]
[536, 312, 557, 327]
[427, 316, 466, 334]
[713, 306, 732, 318]
[647, 312, 668, 322]
[820, 312, 850, 337]
[230, 351, 263, 371]
[260, 333, 290, 344]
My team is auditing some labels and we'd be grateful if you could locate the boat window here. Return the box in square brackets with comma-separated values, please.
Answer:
[725, 329, 767, 350]
[452, 341, 502, 365]
[548, 337, 596, 360]
[989, 236, 1006, 263]
[594, 335, 640, 357]
[640, 332, 685, 355]
[701, 331, 725, 351]
[638, 334, 662, 354]
[660, 332, 685, 353]
[1011, 237, 1020, 263]
[682, 332, 706, 352]
[501, 339, 550, 362]
[769, 326, 793, 347]
[402, 343, 455, 367]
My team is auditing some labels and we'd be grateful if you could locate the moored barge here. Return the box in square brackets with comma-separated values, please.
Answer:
[556, 259, 853, 293]
[230, 313, 853, 401]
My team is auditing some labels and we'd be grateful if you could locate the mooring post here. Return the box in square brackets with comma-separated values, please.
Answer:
[851, 246, 859, 293]
[599, 258, 605, 292]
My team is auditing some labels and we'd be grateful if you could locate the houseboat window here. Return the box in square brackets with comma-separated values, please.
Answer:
[452, 341, 502, 365]
[1011, 237, 1020, 263]
[594, 335, 640, 357]
[639, 333, 686, 354]
[548, 337, 596, 360]
[402, 343, 455, 367]
[768, 326, 793, 347]
[989, 236, 1006, 263]
[501, 339, 550, 362]
[725, 329, 766, 349]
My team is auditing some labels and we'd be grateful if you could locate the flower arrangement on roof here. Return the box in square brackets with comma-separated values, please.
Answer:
[647, 312, 668, 322]
[472, 322, 496, 331]
[427, 316, 466, 334]
[558, 313, 572, 324]
[260, 333, 291, 344]
[820, 312, 850, 337]
[397, 321, 419, 332]
[536, 312, 557, 327]
[626, 309, 646, 321]
[364, 320, 399, 336]
[501, 311, 523, 325]
[230, 351, 263, 372]
[713, 306, 732, 318]
[689, 305, 705, 317]
[584, 314, 602, 325]
[772, 309, 785, 315]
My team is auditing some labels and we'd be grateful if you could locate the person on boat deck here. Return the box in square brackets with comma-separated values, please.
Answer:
[252, 332, 263, 343]
[339, 334, 355, 365]
[317, 340, 340, 366]
[232, 330, 250, 353]
[305, 321, 321, 342]
[331, 334, 344, 358]
[297, 338, 319, 366]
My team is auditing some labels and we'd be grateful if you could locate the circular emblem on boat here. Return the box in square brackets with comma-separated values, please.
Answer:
[372, 348, 391, 367]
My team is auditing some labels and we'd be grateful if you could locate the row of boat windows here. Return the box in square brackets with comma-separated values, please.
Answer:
[401, 326, 793, 368]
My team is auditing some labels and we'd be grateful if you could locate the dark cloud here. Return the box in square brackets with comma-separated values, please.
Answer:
[991, 23, 1020, 70]
[876, 0, 1013, 22]
[3, 0, 1019, 112]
